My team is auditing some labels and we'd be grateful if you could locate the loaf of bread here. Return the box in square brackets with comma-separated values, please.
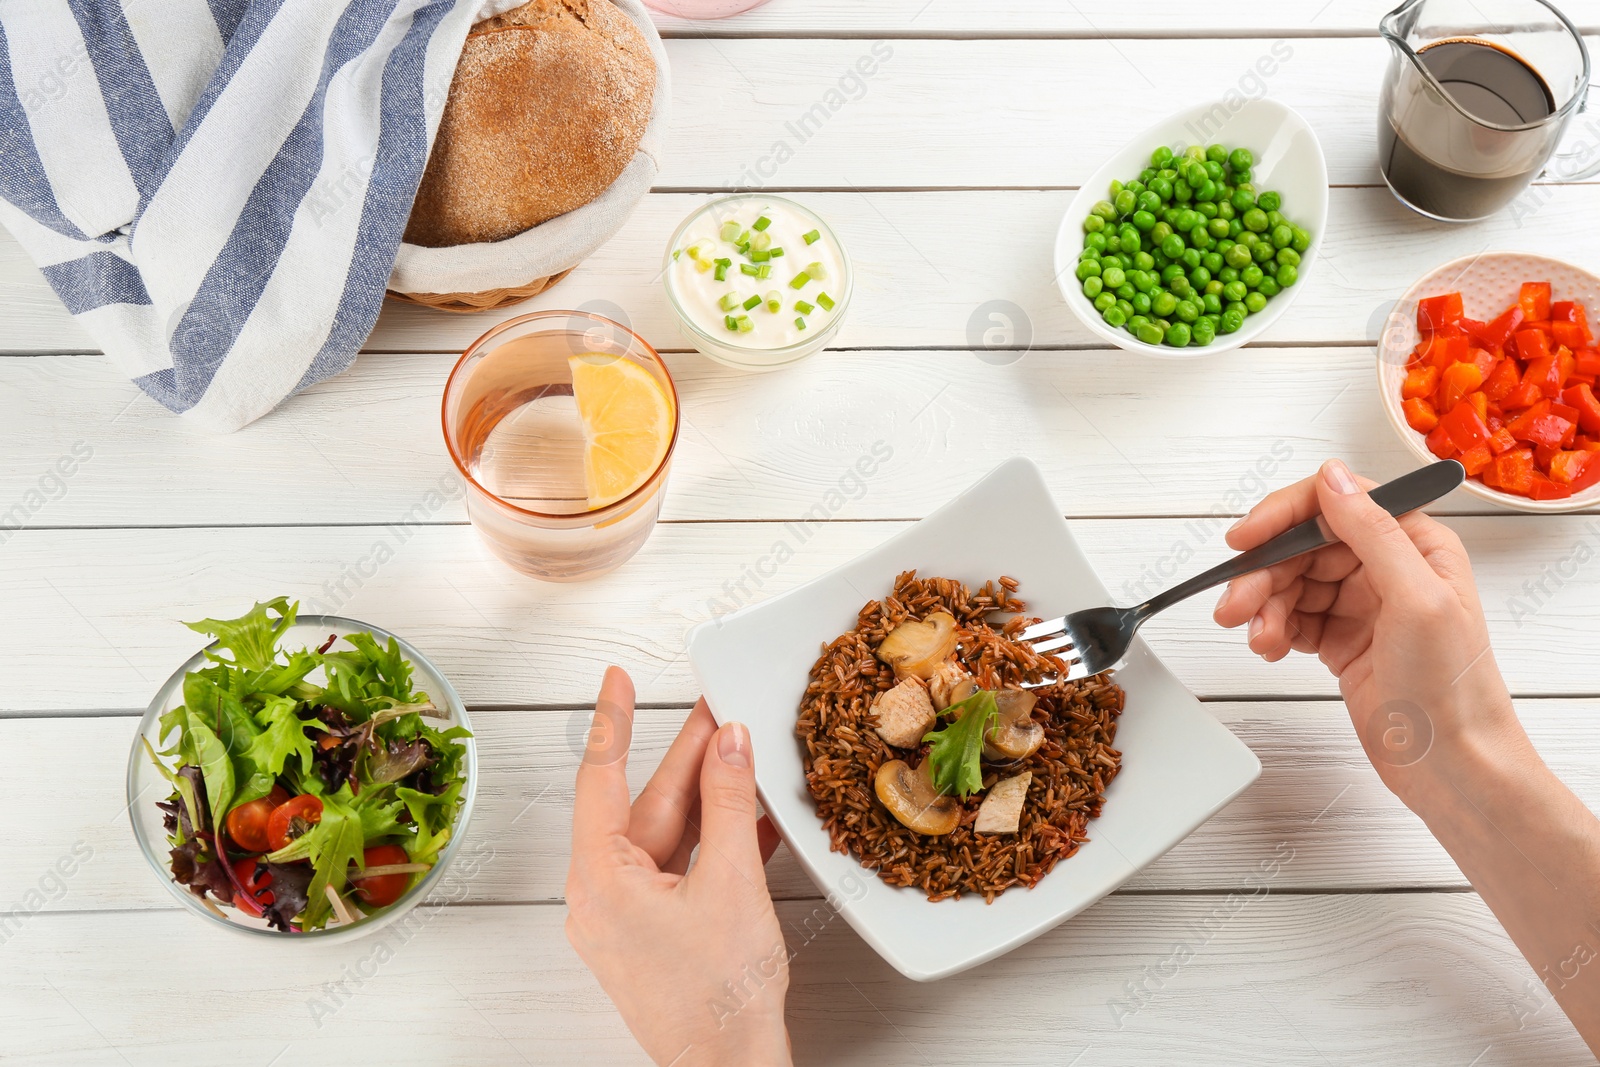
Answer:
[403, 0, 656, 248]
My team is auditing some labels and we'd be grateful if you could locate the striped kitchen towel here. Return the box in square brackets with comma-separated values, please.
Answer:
[0, 0, 519, 432]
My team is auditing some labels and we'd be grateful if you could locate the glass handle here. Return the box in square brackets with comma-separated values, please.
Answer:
[1545, 86, 1600, 181]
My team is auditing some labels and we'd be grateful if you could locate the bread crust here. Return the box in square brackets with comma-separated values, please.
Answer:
[403, 0, 656, 247]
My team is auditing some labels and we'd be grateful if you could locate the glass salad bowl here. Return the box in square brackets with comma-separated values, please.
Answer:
[127, 615, 478, 941]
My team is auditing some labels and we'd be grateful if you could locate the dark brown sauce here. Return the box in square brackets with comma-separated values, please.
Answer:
[1379, 37, 1557, 219]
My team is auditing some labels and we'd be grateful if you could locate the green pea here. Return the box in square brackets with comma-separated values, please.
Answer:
[1117, 253, 1133, 268]
[1083, 215, 1104, 233]
[1224, 243, 1253, 269]
[1115, 298, 1134, 317]
[1266, 209, 1285, 229]
[1174, 299, 1199, 323]
[1228, 219, 1244, 238]
[1131, 176, 1150, 190]
[1099, 265, 1125, 289]
[1092, 200, 1117, 220]
[1131, 291, 1152, 314]
[1165, 322, 1192, 347]
[1128, 314, 1148, 330]
[1196, 202, 1219, 219]
[1205, 162, 1225, 184]
[1190, 227, 1214, 250]
[1153, 317, 1171, 331]
[1228, 147, 1253, 171]
[1135, 270, 1159, 293]
[1135, 321, 1165, 345]
[1170, 277, 1195, 299]
[1128, 210, 1155, 233]
[1174, 178, 1192, 202]
[1223, 280, 1247, 302]
[1194, 179, 1218, 203]
[1202, 292, 1223, 315]
[1134, 251, 1155, 271]
[1103, 305, 1127, 327]
[1116, 283, 1136, 301]
[1254, 241, 1277, 264]
[1230, 189, 1255, 213]
[1269, 224, 1291, 249]
[1225, 300, 1247, 317]
[1258, 191, 1282, 212]
[1189, 265, 1212, 287]
[1151, 223, 1173, 245]
[1244, 291, 1267, 314]
[1104, 235, 1121, 253]
[1086, 231, 1108, 252]
[1119, 230, 1143, 254]
[1204, 279, 1224, 296]
[1183, 144, 1205, 161]
[1291, 227, 1311, 253]
[1173, 209, 1196, 232]
[1234, 167, 1254, 184]
[1241, 264, 1264, 288]
[1149, 176, 1174, 200]
[1220, 308, 1246, 333]
[1257, 276, 1281, 298]
[1181, 248, 1202, 270]
[1094, 290, 1117, 311]
[1276, 247, 1300, 268]
[1207, 216, 1230, 238]
[1151, 145, 1174, 168]
[1110, 179, 1125, 196]
[1152, 290, 1178, 317]
[1205, 144, 1228, 164]
[1219, 266, 1240, 284]
[1243, 208, 1269, 232]
[1202, 251, 1224, 273]
[1161, 264, 1186, 284]
[1136, 190, 1161, 214]
[1191, 318, 1217, 345]
[1075, 259, 1100, 281]
[1083, 275, 1103, 298]
[1215, 200, 1236, 221]
[1114, 190, 1137, 215]
[1160, 234, 1186, 259]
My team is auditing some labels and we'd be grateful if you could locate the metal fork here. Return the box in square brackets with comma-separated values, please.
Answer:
[1019, 460, 1466, 682]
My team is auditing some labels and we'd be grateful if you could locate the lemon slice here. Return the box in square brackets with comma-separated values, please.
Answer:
[568, 353, 674, 510]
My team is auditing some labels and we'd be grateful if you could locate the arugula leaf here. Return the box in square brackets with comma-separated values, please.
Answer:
[185, 597, 298, 673]
[183, 709, 236, 820]
[923, 690, 997, 798]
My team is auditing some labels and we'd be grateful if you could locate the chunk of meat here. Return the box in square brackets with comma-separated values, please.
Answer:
[868, 678, 936, 748]
[974, 771, 1032, 834]
[927, 659, 976, 712]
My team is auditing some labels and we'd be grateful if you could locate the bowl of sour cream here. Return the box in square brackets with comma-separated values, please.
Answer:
[662, 194, 851, 370]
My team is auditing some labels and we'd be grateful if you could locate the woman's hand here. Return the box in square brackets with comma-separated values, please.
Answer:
[1212, 458, 1527, 803]
[565, 667, 791, 1067]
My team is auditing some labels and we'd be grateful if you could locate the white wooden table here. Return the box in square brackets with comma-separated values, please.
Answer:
[5, 3, 1600, 1063]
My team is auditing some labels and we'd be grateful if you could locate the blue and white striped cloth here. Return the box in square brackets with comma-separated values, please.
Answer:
[0, 0, 517, 431]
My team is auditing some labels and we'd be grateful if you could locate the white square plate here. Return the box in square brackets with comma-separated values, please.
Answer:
[687, 457, 1261, 980]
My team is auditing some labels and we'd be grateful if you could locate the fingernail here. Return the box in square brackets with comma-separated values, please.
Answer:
[718, 722, 750, 768]
[1215, 584, 1232, 614]
[1323, 459, 1359, 495]
[1248, 615, 1265, 643]
[1227, 516, 1246, 535]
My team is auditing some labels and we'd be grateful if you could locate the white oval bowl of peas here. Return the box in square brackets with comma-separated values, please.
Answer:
[1053, 98, 1328, 358]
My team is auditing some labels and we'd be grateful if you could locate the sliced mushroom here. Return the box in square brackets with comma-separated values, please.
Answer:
[927, 659, 977, 712]
[875, 611, 958, 681]
[868, 677, 936, 748]
[982, 688, 1044, 762]
[874, 758, 961, 835]
[974, 771, 1032, 834]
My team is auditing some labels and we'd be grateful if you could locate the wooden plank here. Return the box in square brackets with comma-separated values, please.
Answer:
[9, 182, 1600, 355]
[648, 0, 1600, 37]
[0, 894, 1588, 1065]
[2, 346, 1569, 528]
[3, 516, 1597, 711]
[8, 700, 1596, 914]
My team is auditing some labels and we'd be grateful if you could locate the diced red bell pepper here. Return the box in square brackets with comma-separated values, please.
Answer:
[1569, 452, 1600, 493]
[1577, 349, 1600, 377]
[1402, 397, 1439, 433]
[1402, 364, 1439, 400]
[1425, 424, 1457, 459]
[1523, 355, 1565, 398]
[1512, 414, 1576, 450]
[1468, 391, 1489, 423]
[1535, 442, 1560, 469]
[1526, 473, 1573, 500]
[1439, 362, 1485, 412]
[1553, 321, 1590, 351]
[1549, 449, 1592, 485]
[1563, 383, 1600, 433]
[1500, 382, 1544, 411]
[1491, 449, 1536, 495]
[1417, 292, 1464, 334]
[1421, 332, 1469, 371]
[1481, 358, 1522, 402]
[1515, 328, 1553, 364]
[1458, 445, 1494, 476]
[1551, 300, 1593, 343]
[1520, 281, 1552, 322]
[1488, 427, 1517, 454]
[1440, 400, 1493, 453]
[1471, 305, 1525, 349]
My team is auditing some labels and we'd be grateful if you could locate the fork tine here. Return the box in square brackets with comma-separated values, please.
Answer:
[1060, 659, 1093, 682]
[1028, 632, 1076, 656]
[1018, 616, 1066, 641]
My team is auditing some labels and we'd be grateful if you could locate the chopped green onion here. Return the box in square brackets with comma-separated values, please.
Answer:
[795, 316, 808, 330]
[738, 229, 750, 244]
[806, 261, 825, 279]
[713, 258, 731, 281]
[769, 247, 785, 258]
[817, 291, 836, 311]
[735, 242, 750, 255]
[740, 263, 760, 276]
[742, 294, 762, 311]
[719, 220, 742, 242]
[672, 248, 682, 260]
[693, 257, 712, 273]
[789, 270, 811, 290]
[755, 263, 772, 279]
[736, 315, 755, 333]
[750, 249, 771, 263]
[765, 290, 782, 313]
[752, 215, 772, 232]
[724, 314, 739, 331]
[718, 292, 741, 312]
[751, 232, 772, 252]
[795, 300, 815, 315]
[802, 229, 821, 245]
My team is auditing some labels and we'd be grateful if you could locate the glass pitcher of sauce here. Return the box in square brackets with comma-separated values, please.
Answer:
[1379, 0, 1600, 221]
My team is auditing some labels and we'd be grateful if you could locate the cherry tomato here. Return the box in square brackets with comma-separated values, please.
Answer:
[350, 844, 411, 908]
[266, 794, 324, 853]
[225, 786, 289, 853]
[230, 857, 275, 908]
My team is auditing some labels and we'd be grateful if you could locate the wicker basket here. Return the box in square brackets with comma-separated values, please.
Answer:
[385, 267, 574, 313]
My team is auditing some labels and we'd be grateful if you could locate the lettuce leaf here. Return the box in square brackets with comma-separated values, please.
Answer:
[185, 597, 298, 673]
[296, 790, 368, 929]
[183, 710, 235, 821]
[923, 690, 997, 798]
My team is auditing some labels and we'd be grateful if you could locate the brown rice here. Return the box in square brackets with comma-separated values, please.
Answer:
[796, 570, 1124, 903]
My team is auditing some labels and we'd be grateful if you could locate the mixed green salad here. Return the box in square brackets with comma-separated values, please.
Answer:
[146, 598, 470, 932]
